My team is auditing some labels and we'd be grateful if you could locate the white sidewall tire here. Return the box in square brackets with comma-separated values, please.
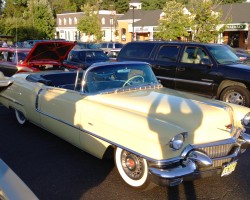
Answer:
[15, 109, 26, 125]
[115, 147, 148, 188]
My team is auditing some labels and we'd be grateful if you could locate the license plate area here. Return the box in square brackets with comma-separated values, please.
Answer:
[221, 161, 237, 177]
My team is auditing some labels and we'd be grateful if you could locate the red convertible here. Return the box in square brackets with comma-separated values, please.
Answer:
[0, 41, 76, 76]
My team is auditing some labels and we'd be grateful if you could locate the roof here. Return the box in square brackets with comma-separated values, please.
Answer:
[119, 2, 250, 26]
[119, 9, 162, 26]
[220, 3, 250, 23]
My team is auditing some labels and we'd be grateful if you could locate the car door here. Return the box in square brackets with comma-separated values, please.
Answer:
[175, 46, 216, 97]
[151, 44, 181, 89]
[38, 88, 83, 147]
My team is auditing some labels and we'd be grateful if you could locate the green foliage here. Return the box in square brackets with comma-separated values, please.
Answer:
[189, 0, 227, 43]
[50, 0, 77, 14]
[77, 4, 102, 42]
[220, 0, 246, 3]
[141, 0, 167, 10]
[32, 4, 56, 39]
[155, 0, 191, 41]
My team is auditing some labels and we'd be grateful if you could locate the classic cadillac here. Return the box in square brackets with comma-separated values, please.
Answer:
[0, 61, 250, 189]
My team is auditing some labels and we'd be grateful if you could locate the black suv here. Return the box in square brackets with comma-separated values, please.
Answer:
[117, 41, 250, 107]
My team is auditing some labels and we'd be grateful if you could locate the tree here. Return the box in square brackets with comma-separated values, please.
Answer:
[77, 4, 102, 42]
[189, 0, 228, 43]
[155, 0, 191, 41]
[141, 0, 167, 10]
[26, 0, 55, 39]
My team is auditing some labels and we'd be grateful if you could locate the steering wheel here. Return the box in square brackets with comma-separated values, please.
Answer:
[122, 75, 144, 87]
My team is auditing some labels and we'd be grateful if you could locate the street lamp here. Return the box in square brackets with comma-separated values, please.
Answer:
[130, 5, 136, 41]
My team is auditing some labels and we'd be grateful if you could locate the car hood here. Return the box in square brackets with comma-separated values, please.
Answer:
[222, 62, 250, 69]
[22, 41, 75, 65]
[87, 87, 246, 144]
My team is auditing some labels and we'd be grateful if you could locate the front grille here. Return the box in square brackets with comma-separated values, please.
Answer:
[194, 143, 235, 168]
[196, 143, 233, 158]
[212, 158, 231, 168]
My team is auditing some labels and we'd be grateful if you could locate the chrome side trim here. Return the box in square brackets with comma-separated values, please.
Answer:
[0, 94, 24, 106]
[156, 76, 213, 86]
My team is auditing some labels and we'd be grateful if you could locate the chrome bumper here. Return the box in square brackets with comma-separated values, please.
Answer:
[149, 131, 250, 187]
[149, 151, 213, 186]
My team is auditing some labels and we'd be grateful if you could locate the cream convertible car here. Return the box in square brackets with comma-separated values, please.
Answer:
[1, 61, 250, 189]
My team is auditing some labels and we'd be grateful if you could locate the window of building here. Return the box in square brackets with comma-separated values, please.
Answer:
[74, 17, 77, 24]
[59, 18, 62, 25]
[102, 17, 105, 25]
[64, 18, 67, 25]
[69, 17, 72, 25]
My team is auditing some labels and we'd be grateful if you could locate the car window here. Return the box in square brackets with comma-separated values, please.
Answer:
[79, 51, 108, 61]
[119, 43, 155, 59]
[114, 43, 123, 48]
[108, 43, 113, 48]
[207, 45, 239, 64]
[181, 46, 209, 64]
[156, 45, 180, 62]
[100, 43, 107, 48]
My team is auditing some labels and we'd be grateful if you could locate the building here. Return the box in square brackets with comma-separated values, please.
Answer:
[55, 1, 250, 50]
[220, 3, 250, 49]
[55, 10, 123, 42]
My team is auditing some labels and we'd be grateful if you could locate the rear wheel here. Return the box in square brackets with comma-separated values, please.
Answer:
[115, 147, 152, 189]
[15, 109, 26, 125]
[220, 86, 250, 107]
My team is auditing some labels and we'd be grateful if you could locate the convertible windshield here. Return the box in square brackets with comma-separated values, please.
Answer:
[207, 45, 240, 64]
[84, 63, 159, 93]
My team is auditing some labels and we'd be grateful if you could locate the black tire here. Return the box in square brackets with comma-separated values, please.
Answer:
[15, 109, 27, 125]
[220, 86, 250, 107]
[115, 147, 154, 190]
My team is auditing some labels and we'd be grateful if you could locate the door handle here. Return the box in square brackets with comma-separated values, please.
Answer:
[177, 67, 185, 71]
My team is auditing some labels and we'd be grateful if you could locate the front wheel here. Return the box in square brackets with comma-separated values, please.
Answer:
[15, 109, 27, 125]
[115, 147, 151, 189]
[220, 86, 250, 107]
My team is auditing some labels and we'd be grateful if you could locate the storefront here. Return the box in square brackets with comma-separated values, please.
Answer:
[223, 23, 249, 49]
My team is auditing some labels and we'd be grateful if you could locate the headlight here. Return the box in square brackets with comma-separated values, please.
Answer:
[169, 132, 187, 150]
[242, 112, 250, 127]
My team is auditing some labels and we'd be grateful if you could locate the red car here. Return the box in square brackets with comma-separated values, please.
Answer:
[0, 41, 76, 76]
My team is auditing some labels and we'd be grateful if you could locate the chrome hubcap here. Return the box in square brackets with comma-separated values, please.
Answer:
[225, 91, 244, 105]
[121, 150, 144, 180]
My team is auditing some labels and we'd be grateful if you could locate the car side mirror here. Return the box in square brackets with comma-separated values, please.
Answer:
[200, 58, 213, 67]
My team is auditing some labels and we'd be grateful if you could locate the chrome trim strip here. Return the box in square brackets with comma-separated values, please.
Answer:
[156, 76, 213, 86]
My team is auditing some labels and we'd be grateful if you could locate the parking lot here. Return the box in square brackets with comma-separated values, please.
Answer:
[1, 105, 250, 199]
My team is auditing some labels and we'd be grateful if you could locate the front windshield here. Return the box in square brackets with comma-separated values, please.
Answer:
[83, 63, 159, 93]
[207, 45, 240, 64]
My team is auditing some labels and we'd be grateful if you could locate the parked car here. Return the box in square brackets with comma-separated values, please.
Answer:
[106, 49, 120, 61]
[0, 159, 38, 200]
[117, 41, 250, 107]
[226, 45, 250, 62]
[63, 49, 110, 69]
[1, 62, 250, 189]
[73, 42, 100, 50]
[0, 41, 76, 76]
[98, 42, 124, 54]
